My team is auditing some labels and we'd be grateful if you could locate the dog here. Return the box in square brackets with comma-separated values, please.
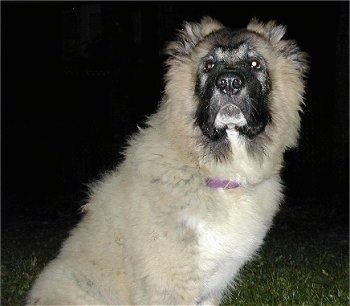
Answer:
[26, 16, 308, 305]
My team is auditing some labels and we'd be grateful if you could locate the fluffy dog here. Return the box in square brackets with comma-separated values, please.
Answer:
[27, 17, 308, 305]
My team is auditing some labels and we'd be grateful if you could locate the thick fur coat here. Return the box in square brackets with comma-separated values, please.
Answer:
[27, 17, 308, 305]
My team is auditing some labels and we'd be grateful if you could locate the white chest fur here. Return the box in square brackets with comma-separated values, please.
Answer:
[183, 180, 281, 302]
[196, 216, 267, 299]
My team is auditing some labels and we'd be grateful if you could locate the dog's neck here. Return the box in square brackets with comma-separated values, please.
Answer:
[205, 178, 240, 189]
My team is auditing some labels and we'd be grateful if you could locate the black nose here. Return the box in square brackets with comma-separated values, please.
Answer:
[216, 72, 244, 95]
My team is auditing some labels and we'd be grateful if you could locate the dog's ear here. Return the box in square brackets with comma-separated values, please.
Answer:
[165, 16, 224, 58]
[247, 18, 286, 44]
[247, 18, 309, 75]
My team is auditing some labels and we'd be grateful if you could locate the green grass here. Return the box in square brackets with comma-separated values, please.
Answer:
[1, 217, 72, 306]
[1, 251, 42, 305]
[223, 198, 349, 305]
[224, 236, 348, 305]
[2, 198, 349, 305]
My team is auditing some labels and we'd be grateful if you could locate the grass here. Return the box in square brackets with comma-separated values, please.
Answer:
[224, 197, 349, 305]
[224, 233, 348, 305]
[2, 197, 349, 305]
[1, 213, 75, 306]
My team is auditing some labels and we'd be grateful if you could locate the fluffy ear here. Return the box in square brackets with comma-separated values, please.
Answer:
[165, 16, 224, 58]
[248, 18, 309, 75]
[247, 18, 287, 44]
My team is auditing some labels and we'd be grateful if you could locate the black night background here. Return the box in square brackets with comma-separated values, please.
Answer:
[2, 1, 349, 305]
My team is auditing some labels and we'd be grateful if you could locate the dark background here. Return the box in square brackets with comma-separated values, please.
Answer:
[2, 2, 349, 223]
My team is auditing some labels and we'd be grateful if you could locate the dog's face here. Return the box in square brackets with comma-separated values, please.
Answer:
[164, 17, 308, 166]
[195, 28, 273, 142]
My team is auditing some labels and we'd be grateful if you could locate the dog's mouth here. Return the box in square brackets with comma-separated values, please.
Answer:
[214, 104, 247, 130]
[203, 101, 268, 141]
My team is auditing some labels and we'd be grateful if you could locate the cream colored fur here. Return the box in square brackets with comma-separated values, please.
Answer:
[26, 17, 307, 305]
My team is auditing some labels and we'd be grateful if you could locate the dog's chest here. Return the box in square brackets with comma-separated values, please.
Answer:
[185, 203, 269, 298]
[197, 222, 247, 294]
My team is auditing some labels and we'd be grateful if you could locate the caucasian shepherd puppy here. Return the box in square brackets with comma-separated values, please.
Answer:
[27, 17, 308, 305]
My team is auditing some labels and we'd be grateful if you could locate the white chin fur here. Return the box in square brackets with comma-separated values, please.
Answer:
[214, 104, 247, 129]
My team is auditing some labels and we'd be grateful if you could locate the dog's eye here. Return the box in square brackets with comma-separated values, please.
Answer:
[250, 59, 261, 70]
[204, 60, 215, 72]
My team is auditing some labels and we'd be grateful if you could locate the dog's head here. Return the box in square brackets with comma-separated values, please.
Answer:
[163, 17, 308, 168]
[194, 26, 274, 142]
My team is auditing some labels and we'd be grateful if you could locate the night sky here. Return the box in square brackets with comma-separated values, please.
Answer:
[2, 1, 349, 221]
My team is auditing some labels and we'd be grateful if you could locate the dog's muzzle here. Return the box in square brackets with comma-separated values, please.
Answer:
[214, 71, 247, 130]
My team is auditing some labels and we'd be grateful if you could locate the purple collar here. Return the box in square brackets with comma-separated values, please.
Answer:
[206, 178, 240, 189]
